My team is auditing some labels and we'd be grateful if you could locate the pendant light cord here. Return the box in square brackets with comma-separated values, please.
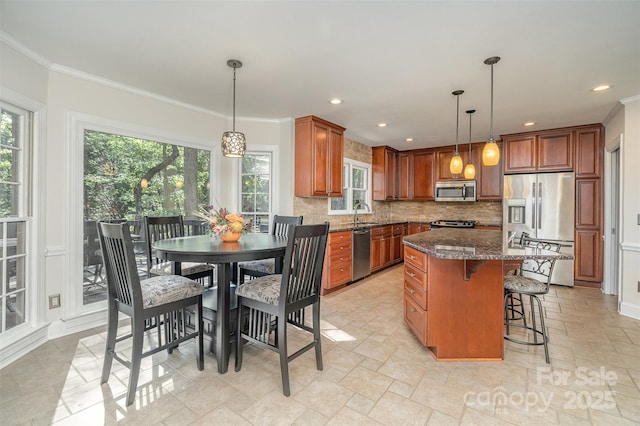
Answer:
[232, 66, 237, 133]
[489, 63, 494, 140]
[455, 93, 460, 153]
[468, 112, 472, 156]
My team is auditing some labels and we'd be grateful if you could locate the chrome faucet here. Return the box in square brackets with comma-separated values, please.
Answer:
[353, 201, 371, 227]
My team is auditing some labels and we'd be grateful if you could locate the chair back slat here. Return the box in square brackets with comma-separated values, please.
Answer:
[144, 215, 185, 273]
[519, 233, 562, 285]
[272, 215, 303, 237]
[97, 221, 143, 309]
[280, 223, 329, 307]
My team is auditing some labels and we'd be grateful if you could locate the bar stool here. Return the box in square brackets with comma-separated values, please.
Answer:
[504, 234, 562, 363]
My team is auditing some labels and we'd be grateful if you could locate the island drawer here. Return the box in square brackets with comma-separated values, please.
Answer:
[404, 279, 427, 310]
[404, 246, 427, 270]
[404, 263, 427, 292]
[404, 295, 427, 346]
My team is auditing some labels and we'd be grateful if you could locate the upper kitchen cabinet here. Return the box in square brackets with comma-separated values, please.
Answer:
[575, 125, 603, 178]
[372, 146, 399, 201]
[294, 115, 345, 197]
[475, 142, 503, 200]
[398, 152, 412, 200]
[412, 149, 435, 200]
[435, 146, 470, 181]
[503, 128, 574, 173]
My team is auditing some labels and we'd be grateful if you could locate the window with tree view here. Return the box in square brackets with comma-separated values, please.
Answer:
[83, 129, 211, 304]
[329, 159, 371, 214]
[0, 102, 30, 334]
[240, 153, 271, 233]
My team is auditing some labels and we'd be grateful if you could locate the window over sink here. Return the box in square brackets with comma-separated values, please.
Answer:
[328, 158, 371, 215]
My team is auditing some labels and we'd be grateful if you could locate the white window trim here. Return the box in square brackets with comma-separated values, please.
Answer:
[0, 87, 48, 367]
[65, 112, 218, 323]
[233, 144, 279, 222]
[328, 158, 372, 216]
[239, 150, 274, 230]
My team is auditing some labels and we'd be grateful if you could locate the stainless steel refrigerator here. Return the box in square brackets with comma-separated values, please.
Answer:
[503, 172, 575, 286]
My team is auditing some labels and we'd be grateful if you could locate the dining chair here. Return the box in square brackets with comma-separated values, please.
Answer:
[503, 233, 562, 363]
[144, 215, 215, 287]
[238, 215, 303, 284]
[97, 221, 205, 406]
[235, 222, 329, 396]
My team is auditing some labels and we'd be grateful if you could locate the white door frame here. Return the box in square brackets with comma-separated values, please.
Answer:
[603, 134, 622, 296]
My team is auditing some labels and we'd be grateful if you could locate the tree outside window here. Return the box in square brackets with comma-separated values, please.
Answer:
[329, 159, 371, 215]
[241, 153, 271, 232]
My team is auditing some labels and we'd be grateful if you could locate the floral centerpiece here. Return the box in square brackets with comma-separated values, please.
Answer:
[195, 204, 252, 242]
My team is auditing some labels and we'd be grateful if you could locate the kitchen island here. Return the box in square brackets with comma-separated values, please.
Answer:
[402, 228, 572, 361]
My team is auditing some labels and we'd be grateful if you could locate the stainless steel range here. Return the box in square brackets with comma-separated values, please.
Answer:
[430, 219, 476, 229]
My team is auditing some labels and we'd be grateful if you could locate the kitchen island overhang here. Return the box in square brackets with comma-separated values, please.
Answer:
[402, 228, 572, 362]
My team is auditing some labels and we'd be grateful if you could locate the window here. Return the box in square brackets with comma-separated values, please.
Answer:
[240, 152, 272, 232]
[0, 102, 31, 333]
[82, 129, 211, 304]
[329, 158, 372, 215]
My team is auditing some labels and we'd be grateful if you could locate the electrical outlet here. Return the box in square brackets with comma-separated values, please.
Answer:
[49, 294, 61, 309]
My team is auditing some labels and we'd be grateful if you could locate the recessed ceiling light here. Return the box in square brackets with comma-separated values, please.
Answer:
[378, 123, 387, 128]
[524, 122, 535, 127]
[329, 98, 343, 105]
[405, 137, 414, 142]
[592, 84, 612, 92]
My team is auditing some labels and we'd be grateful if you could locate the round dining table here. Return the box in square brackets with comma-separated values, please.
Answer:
[152, 233, 288, 373]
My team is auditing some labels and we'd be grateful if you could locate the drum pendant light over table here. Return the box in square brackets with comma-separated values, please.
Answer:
[449, 90, 464, 175]
[464, 109, 476, 179]
[482, 56, 500, 166]
[221, 59, 246, 158]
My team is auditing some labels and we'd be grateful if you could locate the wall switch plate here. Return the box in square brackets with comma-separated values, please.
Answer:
[49, 294, 61, 309]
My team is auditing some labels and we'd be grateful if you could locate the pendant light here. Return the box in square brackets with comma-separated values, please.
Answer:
[221, 59, 246, 158]
[449, 90, 464, 175]
[464, 109, 476, 179]
[482, 56, 500, 166]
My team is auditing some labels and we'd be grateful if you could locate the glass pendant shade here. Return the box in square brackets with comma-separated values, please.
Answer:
[450, 89, 464, 176]
[221, 131, 246, 157]
[482, 56, 501, 166]
[482, 138, 500, 166]
[450, 153, 463, 174]
[464, 162, 476, 179]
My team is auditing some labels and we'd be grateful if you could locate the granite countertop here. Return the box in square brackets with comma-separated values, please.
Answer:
[403, 228, 573, 261]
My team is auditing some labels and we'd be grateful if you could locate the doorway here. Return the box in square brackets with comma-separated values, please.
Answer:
[603, 136, 622, 296]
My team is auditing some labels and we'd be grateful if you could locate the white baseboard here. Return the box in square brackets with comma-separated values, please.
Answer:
[0, 324, 49, 369]
[619, 301, 640, 320]
[47, 308, 107, 339]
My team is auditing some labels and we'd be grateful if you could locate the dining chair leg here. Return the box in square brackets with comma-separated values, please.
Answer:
[235, 305, 244, 372]
[126, 319, 145, 406]
[196, 297, 204, 370]
[313, 303, 323, 371]
[278, 319, 290, 396]
[101, 305, 119, 384]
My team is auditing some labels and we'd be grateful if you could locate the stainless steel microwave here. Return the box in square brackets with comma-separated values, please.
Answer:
[434, 180, 477, 202]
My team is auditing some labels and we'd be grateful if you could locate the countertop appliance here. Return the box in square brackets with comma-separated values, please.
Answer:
[503, 172, 575, 286]
[352, 228, 371, 282]
[430, 220, 476, 229]
[434, 180, 477, 202]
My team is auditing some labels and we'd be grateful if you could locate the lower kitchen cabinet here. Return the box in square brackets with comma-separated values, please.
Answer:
[391, 224, 406, 262]
[370, 226, 392, 272]
[408, 223, 430, 235]
[404, 246, 428, 346]
[322, 231, 353, 292]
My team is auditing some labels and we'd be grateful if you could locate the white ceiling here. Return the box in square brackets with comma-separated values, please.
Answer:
[1, 1, 639, 150]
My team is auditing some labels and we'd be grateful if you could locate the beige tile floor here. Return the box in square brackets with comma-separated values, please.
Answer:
[2, 265, 640, 425]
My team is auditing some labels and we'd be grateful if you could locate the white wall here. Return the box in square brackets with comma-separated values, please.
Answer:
[618, 96, 640, 318]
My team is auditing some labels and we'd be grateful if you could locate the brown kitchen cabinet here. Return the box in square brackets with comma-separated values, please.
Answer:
[475, 142, 503, 200]
[322, 231, 353, 292]
[435, 147, 470, 181]
[372, 146, 399, 201]
[503, 128, 573, 174]
[370, 225, 393, 272]
[408, 223, 430, 235]
[574, 124, 604, 283]
[412, 149, 435, 200]
[398, 152, 412, 200]
[294, 115, 345, 197]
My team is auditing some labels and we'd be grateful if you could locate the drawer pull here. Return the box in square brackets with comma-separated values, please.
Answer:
[409, 272, 416, 278]
[410, 308, 416, 313]
[339, 257, 344, 261]
[409, 255, 416, 260]
[409, 289, 415, 294]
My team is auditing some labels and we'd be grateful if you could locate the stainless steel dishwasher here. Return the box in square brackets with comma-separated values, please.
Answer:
[352, 228, 371, 281]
